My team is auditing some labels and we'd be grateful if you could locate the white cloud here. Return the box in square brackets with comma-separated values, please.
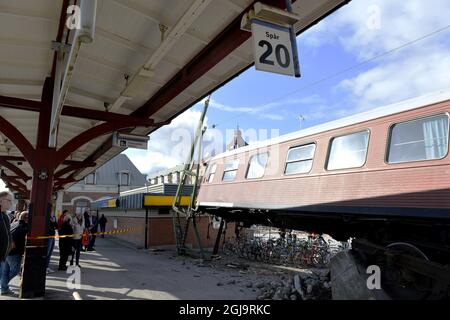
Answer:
[124, 109, 206, 175]
[338, 44, 450, 111]
[301, 0, 450, 114]
[209, 98, 284, 120]
[303, 0, 450, 60]
[208, 95, 333, 122]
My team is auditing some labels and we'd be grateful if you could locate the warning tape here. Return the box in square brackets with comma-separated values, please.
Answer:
[27, 226, 145, 240]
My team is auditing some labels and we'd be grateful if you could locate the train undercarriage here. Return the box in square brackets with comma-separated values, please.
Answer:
[201, 206, 450, 299]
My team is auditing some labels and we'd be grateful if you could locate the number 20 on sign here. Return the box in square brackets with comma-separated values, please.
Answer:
[251, 19, 296, 76]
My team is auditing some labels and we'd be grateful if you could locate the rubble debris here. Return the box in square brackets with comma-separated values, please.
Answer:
[294, 275, 305, 300]
[253, 269, 331, 301]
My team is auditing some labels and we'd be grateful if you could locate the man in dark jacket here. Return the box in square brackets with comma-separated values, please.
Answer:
[58, 212, 73, 271]
[0, 211, 28, 295]
[99, 214, 107, 238]
[87, 213, 98, 251]
[0, 192, 13, 283]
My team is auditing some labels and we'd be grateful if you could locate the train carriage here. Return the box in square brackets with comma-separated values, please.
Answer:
[197, 89, 450, 262]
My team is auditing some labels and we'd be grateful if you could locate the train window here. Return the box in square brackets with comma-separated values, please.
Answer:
[207, 164, 217, 183]
[387, 114, 449, 163]
[246, 153, 269, 179]
[204, 163, 211, 180]
[285, 143, 316, 175]
[327, 131, 370, 170]
[222, 159, 239, 182]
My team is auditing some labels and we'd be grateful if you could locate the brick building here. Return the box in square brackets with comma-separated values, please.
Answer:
[92, 184, 235, 249]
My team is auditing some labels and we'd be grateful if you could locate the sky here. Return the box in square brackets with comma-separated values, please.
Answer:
[1, 0, 450, 191]
[124, 0, 450, 177]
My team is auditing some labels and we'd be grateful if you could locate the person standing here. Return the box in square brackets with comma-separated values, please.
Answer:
[46, 213, 58, 273]
[87, 213, 98, 251]
[84, 211, 91, 230]
[1, 211, 28, 296]
[58, 211, 73, 271]
[99, 214, 107, 238]
[0, 192, 13, 293]
[58, 210, 68, 230]
[70, 213, 84, 267]
[82, 211, 91, 251]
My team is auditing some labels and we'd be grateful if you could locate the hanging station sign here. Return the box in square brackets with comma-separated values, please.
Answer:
[241, 2, 301, 77]
[251, 20, 295, 76]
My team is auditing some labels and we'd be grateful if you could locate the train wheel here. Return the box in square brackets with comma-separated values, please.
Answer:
[381, 242, 434, 300]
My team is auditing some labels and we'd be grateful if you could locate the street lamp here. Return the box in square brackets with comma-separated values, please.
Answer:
[299, 115, 306, 129]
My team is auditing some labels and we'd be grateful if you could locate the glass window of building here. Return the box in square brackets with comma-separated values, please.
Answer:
[119, 172, 129, 186]
[85, 173, 95, 185]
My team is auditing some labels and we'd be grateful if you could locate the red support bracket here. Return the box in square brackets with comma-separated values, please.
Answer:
[53, 173, 78, 191]
[0, 115, 35, 165]
[0, 171, 28, 193]
[0, 95, 162, 127]
[55, 122, 130, 167]
[54, 161, 96, 178]
[62, 105, 159, 127]
[0, 156, 95, 167]
[0, 95, 44, 112]
[0, 159, 31, 182]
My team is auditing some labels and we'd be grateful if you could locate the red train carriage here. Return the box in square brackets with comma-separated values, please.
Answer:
[197, 90, 450, 263]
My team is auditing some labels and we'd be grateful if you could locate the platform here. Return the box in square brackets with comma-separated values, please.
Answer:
[0, 238, 257, 300]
